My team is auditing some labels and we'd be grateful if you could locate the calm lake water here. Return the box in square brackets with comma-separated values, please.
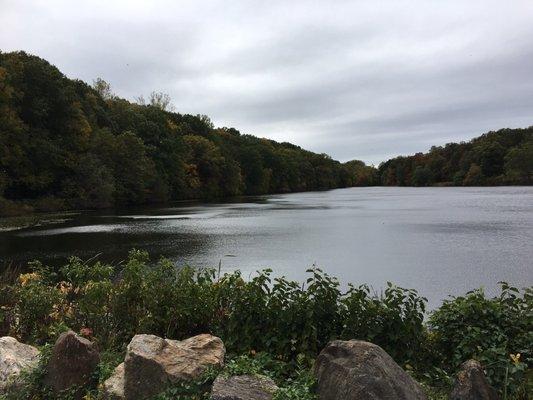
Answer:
[1, 187, 532, 308]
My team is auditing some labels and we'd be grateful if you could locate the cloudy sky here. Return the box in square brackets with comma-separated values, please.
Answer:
[1, 1, 533, 164]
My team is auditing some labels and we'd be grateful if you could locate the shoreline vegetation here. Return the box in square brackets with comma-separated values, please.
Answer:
[0, 211, 79, 232]
[0, 250, 531, 399]
[1, 51, 532, 218]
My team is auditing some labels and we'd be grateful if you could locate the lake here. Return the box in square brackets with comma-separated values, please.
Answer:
[1, 187, 532, 308]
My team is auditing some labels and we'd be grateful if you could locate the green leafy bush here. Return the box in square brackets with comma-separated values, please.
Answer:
[429, 283, 532, 397]
[341, 282, 427, 365]
[0, 252, 530, 398]
[13, 264, 64, 343]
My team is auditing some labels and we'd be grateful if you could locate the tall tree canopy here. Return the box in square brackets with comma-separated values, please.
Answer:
[0, 51, 375, 215]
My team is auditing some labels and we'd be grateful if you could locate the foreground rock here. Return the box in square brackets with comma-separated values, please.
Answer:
[0, 336, 40, 393]
[211, 374, 278, 400]
[314, 340, 427, 400]
[102, 362, 125, 400]
[44, 330, 100, 399]
[102, 333, 225, 399]
[450, 360, 499, 400]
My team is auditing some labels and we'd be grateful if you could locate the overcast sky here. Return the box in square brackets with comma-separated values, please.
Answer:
[1, 1, 533, 164]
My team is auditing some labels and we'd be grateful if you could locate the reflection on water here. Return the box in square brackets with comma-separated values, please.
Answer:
[1, 187, 532, 308]
[18, 224, 129, 236]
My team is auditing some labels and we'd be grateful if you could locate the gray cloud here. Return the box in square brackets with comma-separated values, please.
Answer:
[1, 0, 532, 164]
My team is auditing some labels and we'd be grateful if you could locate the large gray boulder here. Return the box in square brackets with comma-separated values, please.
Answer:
[211, 374, 278, 400]
[0, 336, 40, 393]
[122, 333, 225, 399]
[44, 330, 100, 399]
[314, 340, 427, 400]
[450, 360, 499, 400]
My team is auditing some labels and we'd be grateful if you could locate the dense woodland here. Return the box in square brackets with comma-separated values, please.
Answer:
[379, 127, 532, 187]
[0, 51, 531, 216]
[0, 51, 377, 216]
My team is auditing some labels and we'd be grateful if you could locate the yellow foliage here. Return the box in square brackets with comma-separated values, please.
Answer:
[510, 353, 521, 365]
[18, 272, 40, 286]
[58, 281, 72, 294]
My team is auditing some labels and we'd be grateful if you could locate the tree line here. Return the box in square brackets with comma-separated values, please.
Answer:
[0, 51, 531, 216]
[0, 52, 377, 215]
[378, 127, 532, 187]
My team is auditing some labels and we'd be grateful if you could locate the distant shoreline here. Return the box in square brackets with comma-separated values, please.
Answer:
[2, 183, 532, 220]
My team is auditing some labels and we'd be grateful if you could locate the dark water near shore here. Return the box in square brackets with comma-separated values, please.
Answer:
[1, 187, 532, 308]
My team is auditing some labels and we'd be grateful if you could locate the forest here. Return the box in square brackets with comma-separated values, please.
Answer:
[0, 51, 378, 216]
[378, 127, 532, 187]
[0, 51, 531, 216]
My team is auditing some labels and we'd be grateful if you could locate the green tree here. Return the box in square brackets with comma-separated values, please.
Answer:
[504, 141, 533, 182]
[60, 154, 115, 208]
[452, 171, 465, 186]
[239, 148, 271, 195]
[183, 135, 226, 198]
[463, 164, 485, 186]
[411, 166, 434, 186]
[476, 141, 506, 177]
[116, 132, 157, 203]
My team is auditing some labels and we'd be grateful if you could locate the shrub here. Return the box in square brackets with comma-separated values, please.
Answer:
[0, 197, 33, 217]
[1, 252, 530, 398]
[428, 283, 532, 397]
[13, 263, 64, 343]
[340, 282, 427, 366]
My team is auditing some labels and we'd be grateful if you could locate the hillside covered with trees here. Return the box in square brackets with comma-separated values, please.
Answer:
[0, 51, 378, 216]
[0, 51, 531, 216]
[378, 127, 532, 187]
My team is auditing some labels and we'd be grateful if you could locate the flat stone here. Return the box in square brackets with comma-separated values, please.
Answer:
[211, 374, 278, 400]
